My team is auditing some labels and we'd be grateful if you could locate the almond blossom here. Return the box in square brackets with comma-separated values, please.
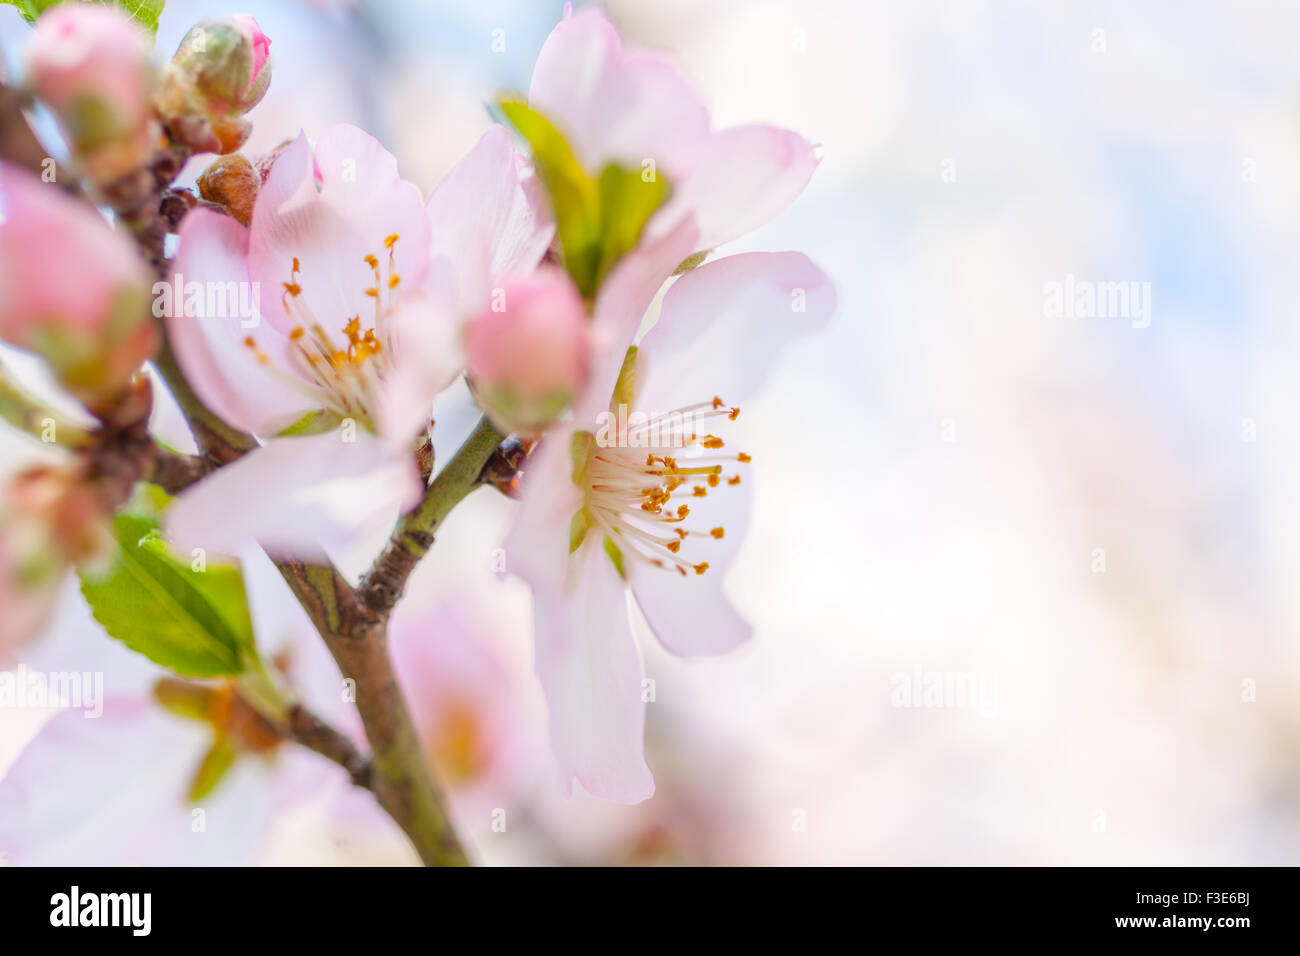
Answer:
[528, 4, 821, 257]
[507, 252, 835, 802]
[164, 123, 552, 559]
[500, 6, 836, 802]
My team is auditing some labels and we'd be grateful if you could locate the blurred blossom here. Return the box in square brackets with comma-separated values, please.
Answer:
[465, 266, 590, 434]
[156, 14, 273, 155]
[24, 3, 157, 182]
[0, 160, 155, 406]
[0, 465, 111, 659]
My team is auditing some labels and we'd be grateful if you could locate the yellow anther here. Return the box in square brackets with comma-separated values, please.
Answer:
[666, 540, 681, 553]
[290, 327, 305, 340]
[388, 274, 401, 288]
[384, 234, 399, 249]
[710, 527, 725, 539]
[707, 473, 720, 488]
[693, 562, 709, 575]
[737, 452, 752, 463]
[364, 254, 379, 269]
[701, 436, 724, 449]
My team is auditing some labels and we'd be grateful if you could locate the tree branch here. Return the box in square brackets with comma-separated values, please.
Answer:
[273, 557, 469, 866]
[284, 703, 372, 788]
[357, 416, 504, 615]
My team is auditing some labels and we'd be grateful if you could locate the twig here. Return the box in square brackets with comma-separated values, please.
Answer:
[285, 703, 372, 788]
[357, 416, 504, 615]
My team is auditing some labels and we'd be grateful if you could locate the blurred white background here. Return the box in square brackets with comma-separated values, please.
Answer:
[3, 0, 1299, 864]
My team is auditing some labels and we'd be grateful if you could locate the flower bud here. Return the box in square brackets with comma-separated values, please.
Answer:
[197, 153, 259, 226]
[0, 161, 156, 406]
[25, 4, 158, 183]
[156, 15, 272, 155]
[1, 465, 112, 657]
[466, 267, 590, 434]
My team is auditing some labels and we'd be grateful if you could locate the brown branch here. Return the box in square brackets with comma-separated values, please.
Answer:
[285, 703, 372, 788]
[0, 82, 68, 182]
[274, 557, 468, 866]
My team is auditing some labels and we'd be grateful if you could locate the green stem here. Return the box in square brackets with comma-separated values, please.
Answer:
[357, 416, 504, 614]
[0, 362, 94, 448]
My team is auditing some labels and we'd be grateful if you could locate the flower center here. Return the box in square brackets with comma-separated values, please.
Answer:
[425, 699, 490, 786]
[241, 234, 403, 427]
[580, 397, 749, 577]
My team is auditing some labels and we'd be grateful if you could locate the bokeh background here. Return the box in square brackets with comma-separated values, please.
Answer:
[3, 0, 1299, 864]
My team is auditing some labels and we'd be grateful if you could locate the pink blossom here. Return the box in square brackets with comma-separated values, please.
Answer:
[529, 5, 821, 253]
[164, 124, 551, 560]
[0, 161, 155, 403]
[465, 266, 590, 434]
[507, 251, 836, 802]
[24, 3, 156, 180]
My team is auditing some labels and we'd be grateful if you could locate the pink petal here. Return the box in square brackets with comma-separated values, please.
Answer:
[371, 289, 462, 444]
[0, 698, 274, 865]
[634, 252, 836, 416]
[168, 208, 318, 435]
[573, 212, 699, 427]
[389, 603, 534, 819]
[249, 126, 430, 339]
[529, 6, 710, 179]
[629, 474, 754, 657]
[656, 125, 821, 251]
[504, 426, 584, 595]
[425, 124, 555, 309]
[166, 431, 422, 561]
[530, 537, 653, 803]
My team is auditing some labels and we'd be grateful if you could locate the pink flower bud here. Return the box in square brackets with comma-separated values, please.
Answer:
[0, 465, 112, 658]
[157, 15, 273, 154]
[25, 4, 157, 181]
[466, 267, 591, 433]
[0, 161, 156, 405]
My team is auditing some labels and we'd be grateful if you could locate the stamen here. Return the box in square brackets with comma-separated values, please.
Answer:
[581, 395, 752, 578]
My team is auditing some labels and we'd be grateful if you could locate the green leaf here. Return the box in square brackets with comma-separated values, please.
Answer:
[610, 346, 638, 413]
[499, 100, 671, 298]
[188, 737, 237, 801]
[594, 164, 669, 289]
[603, 534, 626, 578]
[277, 407, 343, 437]
[1, 0, 165, 37]
[79, 497, 257, 678]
